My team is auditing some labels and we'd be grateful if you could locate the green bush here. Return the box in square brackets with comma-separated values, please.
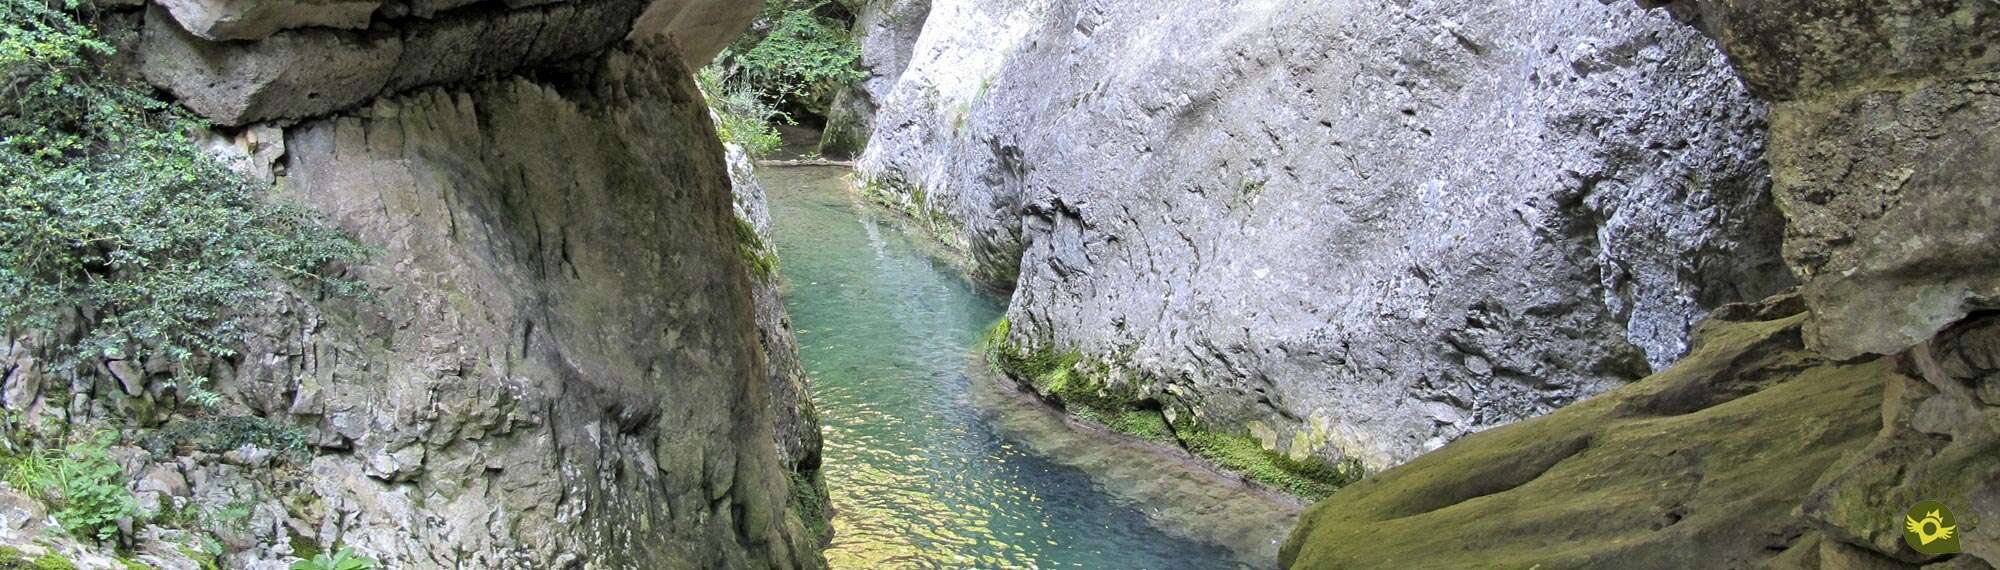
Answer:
[3, 432, 137, 542]
[0, 0, 369, 407]
[288, 548, 376, 570]
[698, 67, 786, 158]
[726, 2, 865, 105]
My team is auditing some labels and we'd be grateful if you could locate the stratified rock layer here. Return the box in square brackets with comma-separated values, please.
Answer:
[855, 0, 1790, 468]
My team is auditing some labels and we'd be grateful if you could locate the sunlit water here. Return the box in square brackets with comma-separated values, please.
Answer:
[764, 166, 1255, 569]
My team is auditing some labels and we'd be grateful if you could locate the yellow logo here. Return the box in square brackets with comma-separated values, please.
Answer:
[1903, 500, 1962, 555]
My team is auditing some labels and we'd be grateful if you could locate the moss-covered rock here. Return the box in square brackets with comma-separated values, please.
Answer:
[983, 318, 1363, 501]
[1280, 300, 1891, 568]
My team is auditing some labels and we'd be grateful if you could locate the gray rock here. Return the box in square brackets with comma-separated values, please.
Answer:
[139, 0, 756, 126]
[155, 0, 382, 40]
[1643, 0, 2000, 361]
[245, 43, 819, 568]
[855, 0, 1790, 467]
[820, 0, 931, 159]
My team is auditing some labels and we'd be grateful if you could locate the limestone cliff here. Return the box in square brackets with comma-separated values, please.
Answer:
[1283, 1, 1999, 567]
[849, 0, 1790, 469]
[1, 1, 829, 568]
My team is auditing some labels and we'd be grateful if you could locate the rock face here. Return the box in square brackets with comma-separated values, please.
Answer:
[139, 0, 756, 126]
[3, 2, 828, 569]
[1646, 0, 2000, 361]
[818, 0, 931, 159]
[853, 0, 1791, 468]
[1284, 2, 2000, 567]
[1282, 294, 1999, 569]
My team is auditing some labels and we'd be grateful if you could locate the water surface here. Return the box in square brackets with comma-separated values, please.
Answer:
[764, 166, 1253, 569]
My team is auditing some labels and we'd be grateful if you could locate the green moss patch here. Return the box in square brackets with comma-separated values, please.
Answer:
[732, 217, 780, 281]
[0, 548, 76, 570]
[981, 318, 1363, 500]
[787, 471, 830, 546]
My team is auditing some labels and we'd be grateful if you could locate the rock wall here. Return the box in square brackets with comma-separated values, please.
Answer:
[1644, 0, 2000, 361]
[2, 2, 830, 569]
[852, 0, 1791, 468]
[1285, 2, 2000, 567]
[818, 0, 931, 159]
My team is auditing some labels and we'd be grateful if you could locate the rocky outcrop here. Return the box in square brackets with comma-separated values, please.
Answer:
[139, 0, 756, 125]
[3, 2, 827, 569]
[1283, 2, 2000, 567]
[853, 0, 1791, 469]
[818, 0, 930, 159]
[1642, 0, 2000, 361]
[1281, 294, 1999, 569]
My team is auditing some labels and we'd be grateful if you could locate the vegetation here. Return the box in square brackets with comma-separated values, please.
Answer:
[288, 548, 377, 570]
[139, 415, 309, 461]
[787, 471, 830, 546]
[982, 318, 1365, 500]
[0, 0, 369, 408]
[1, 432, 137, 542]
[719, 1, 864, 113]
[700, 0, 864, 157]
[0, 547, 76, 570]
[698, 67, 785, 158]
[732, 217, 780, 280]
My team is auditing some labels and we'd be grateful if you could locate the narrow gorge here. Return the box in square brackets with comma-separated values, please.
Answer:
[0, 0, 1991, 569]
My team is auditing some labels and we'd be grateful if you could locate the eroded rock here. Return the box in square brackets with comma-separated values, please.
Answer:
[855, 0, 1791, 467]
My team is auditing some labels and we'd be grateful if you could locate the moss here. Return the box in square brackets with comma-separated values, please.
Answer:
[177, 546, 219, 570]
[1280, 311, 1894, 568]
[28, 554, 73, 570]
[289, 531, 323, 562]
[731, 217, 780, 281]
[1177, 427, 1361, 501]
[117, 558, 153, 570]
[139, 415, 309, 461]
[982, 317, 1361, 499]
[786, 471, 830, 545]
[1106, 409, 1173, 443]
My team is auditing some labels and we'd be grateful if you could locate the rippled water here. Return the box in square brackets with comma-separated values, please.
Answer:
[764, 166, 1253, 569]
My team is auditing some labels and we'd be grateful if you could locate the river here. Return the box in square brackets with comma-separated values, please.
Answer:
[762, 166, 1275, 569]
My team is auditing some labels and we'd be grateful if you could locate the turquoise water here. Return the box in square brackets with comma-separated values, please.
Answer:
[763, 166, 1252, 569]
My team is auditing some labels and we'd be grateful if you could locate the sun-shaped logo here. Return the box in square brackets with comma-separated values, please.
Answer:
[1903, 500, 1962, 555]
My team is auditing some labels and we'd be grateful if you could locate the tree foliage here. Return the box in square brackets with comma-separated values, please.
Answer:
[725, 1, 865, 105]
[0, 0, 368, 405]
[700, 0, 863, 156]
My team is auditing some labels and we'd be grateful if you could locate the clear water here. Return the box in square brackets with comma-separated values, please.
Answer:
[764, 166, 1253, 569]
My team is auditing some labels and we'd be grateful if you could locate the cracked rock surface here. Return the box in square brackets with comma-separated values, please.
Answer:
[852, 0, 1791, 468]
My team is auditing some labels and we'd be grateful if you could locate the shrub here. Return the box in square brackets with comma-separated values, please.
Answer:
[3, 432, 137, 542]
[288, 548, 377, 570]
[726, 2, 865, 105]
[698, 67, 786, 158]
[0, 0, 369, 407]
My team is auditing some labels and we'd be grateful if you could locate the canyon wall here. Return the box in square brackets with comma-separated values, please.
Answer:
[850, 0, 1791, 469]
[1, 1, 829, 568]
[1284, 1, 1999, 567]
